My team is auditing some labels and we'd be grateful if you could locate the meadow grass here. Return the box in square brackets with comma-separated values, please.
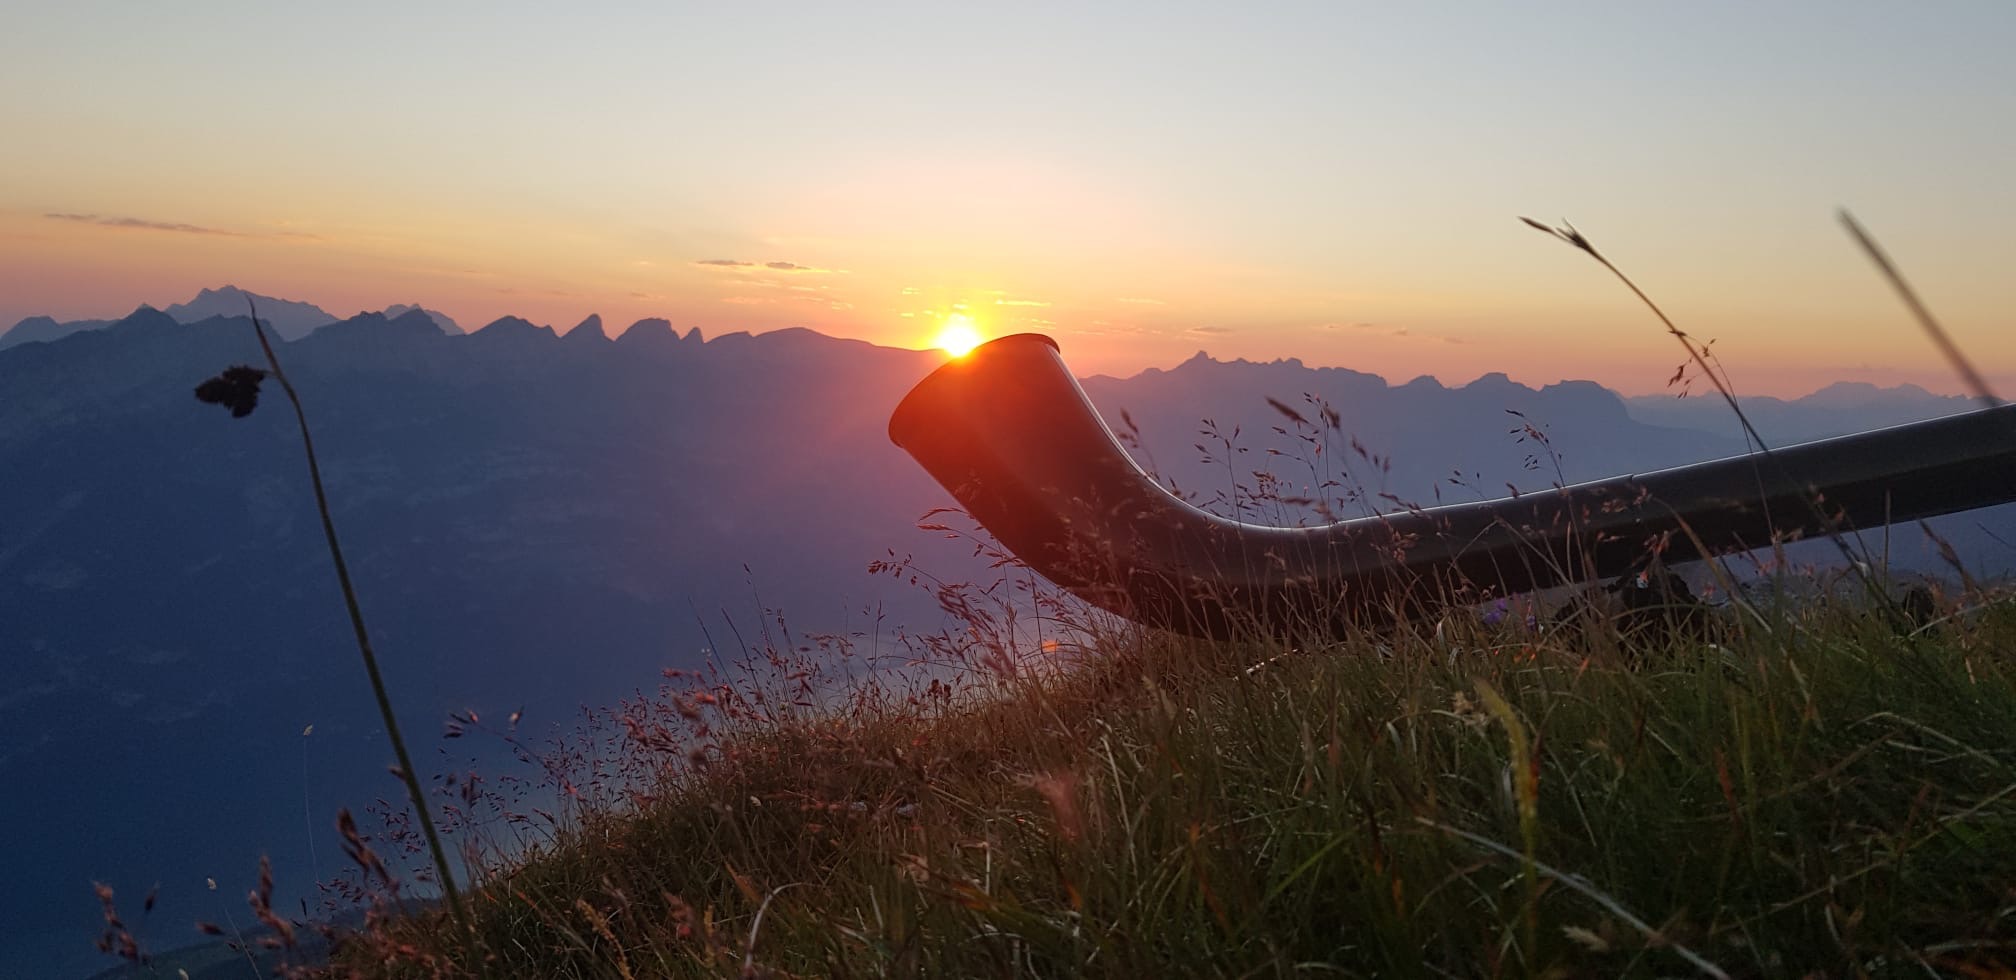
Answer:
[303, 575, 2016, 979]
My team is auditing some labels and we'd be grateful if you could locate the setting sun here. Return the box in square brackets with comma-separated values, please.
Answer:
[933, 313, 984, 357]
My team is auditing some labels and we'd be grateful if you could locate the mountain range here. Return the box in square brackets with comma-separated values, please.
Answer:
[1623, 381, 1978, 444]
[0, 286, 462, 350]
[4, 296, 2010, 977]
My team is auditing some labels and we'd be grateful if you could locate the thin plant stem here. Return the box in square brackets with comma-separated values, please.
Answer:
[1518, 218, 1773, 455]
[1837, 209, 2004, 409]
[1519, 218, 1883, 593]
[302, 725, 320, 887]
[208, 877, 261, 980]
[241, 298, 480, 960]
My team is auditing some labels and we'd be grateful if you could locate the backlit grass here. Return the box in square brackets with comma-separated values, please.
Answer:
[311, 581, 2016, 978]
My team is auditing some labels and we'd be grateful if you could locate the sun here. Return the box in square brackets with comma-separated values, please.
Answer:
[932, 313, 984, 357]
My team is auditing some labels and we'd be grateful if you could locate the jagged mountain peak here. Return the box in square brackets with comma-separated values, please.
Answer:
[164, 286, 337, 341]
[382, 303, 464, 335]
[615, 317, 678, 345]
[565, 314, 609, 342]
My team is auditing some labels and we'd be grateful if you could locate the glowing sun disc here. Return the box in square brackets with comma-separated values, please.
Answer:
[934, 314, 984, 357]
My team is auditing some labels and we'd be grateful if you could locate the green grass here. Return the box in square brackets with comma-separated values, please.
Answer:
[316, 583, 2016, 978]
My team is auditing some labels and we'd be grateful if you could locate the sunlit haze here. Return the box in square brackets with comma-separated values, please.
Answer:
[934, 313, 984, 357]
[4, 3, 2013, 395]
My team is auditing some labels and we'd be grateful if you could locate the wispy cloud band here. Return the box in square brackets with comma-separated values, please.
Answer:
[694, 258, 835, 273]
[45, 212, 242, 236]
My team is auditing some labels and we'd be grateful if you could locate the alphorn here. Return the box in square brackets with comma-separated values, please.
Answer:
[890, 334, 2016, 638]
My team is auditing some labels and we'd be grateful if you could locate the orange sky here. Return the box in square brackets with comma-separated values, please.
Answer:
[3, 4, 2012, 397]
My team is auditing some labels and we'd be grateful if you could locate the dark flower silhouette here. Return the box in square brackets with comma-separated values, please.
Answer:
[193, 365, 268, 418]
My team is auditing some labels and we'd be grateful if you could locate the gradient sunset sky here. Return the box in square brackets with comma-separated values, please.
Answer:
[3, 2, 2011, 395]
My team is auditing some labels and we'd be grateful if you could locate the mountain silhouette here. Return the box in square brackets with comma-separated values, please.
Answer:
[1084, 353, 1739, 516]
[162, 285, 338, 340]
[1624, 383, 1976, 443]
[3, 314, 2011, 977]
[563, 313, 610, 343]
[381, 303, 465, 335]
[2, 286, 343, 351]
[0, 314, 118, 350]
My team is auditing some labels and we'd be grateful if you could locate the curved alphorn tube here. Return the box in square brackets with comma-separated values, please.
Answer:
[889, 334, 2016, 638]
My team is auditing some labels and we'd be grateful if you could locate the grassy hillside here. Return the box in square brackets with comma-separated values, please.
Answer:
[213, 573, 2016, 979]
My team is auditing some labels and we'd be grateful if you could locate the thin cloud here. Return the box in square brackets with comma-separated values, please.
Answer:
[46, 212, 244, 236]
[695, 258, 835, 273]
[996, 298, 1050, 307]
[1115, 297, 1165, 306]
[46, 212, 324, 241]
[1187, 325, 1234, 335]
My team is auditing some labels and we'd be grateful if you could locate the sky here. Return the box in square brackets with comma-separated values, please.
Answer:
[2, 1, 2012, 396]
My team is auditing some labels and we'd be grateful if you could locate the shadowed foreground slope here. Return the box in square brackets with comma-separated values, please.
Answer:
[315, 584, 2016, 978]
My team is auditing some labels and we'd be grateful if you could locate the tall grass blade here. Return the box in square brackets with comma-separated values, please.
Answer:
[1838, 209, 2003, 409]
